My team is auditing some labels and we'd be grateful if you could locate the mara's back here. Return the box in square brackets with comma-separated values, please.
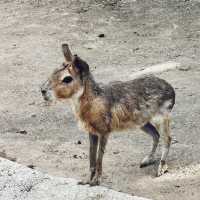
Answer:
[101, 75, 175, 130]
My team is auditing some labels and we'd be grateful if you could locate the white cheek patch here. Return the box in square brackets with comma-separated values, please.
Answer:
[70, 87, 84, 113]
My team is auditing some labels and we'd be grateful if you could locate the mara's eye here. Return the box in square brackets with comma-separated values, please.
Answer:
[62, 76, 73, 84]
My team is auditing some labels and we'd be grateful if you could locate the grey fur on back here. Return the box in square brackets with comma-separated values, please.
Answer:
[103, 75, 175, 110]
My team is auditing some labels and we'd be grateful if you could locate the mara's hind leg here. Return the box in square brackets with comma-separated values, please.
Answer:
[155, 114, 172, 176]
[140, 122, 160, 168]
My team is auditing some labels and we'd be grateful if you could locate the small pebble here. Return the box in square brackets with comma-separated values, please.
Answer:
[175, 185, 181, 188]
[8, 172, 12, 176]
[98, 33, 105, 38]
[73, 155, 78, 159]
[27, 164, 35, 169]
[16, 130, 28, 135]
[29, 102, 35, 105]
[77, 140, 82, 145]
[133, 47, 140, 52]
[133, 31, 140, 36]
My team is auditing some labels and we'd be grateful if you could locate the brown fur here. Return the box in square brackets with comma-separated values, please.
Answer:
[41, 44, 176, 186]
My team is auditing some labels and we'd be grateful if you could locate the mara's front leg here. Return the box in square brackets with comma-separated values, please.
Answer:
[78, 133, 98, 185]
[90, 135, 108, 186]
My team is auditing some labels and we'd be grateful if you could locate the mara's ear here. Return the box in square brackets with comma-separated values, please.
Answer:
[62, 44, 73, 62]
[73, 55, 89, 76]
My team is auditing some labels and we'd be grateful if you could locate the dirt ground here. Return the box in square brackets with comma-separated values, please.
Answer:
[0, 0, 200, 199]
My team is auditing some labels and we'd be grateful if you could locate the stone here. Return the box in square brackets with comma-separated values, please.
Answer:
[0, 158, 152, 200]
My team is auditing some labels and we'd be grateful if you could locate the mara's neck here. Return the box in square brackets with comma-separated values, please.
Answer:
[81, 72, 101, 100]
[70, 72, 101, 114]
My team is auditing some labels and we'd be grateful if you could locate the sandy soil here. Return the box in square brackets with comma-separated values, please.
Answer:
[0, 0, 200, 199]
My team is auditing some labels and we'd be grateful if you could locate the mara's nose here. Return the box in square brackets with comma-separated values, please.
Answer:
[41, 88, 47, 95]
[40, 87, 50, 101]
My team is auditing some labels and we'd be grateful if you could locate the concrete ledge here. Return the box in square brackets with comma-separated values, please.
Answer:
[0, 158, 151, 200]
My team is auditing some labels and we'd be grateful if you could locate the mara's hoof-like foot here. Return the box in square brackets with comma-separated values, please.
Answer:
[140, 155, 156, 168]
[77, 175, 101, 186]
[78, 170, 97, 185]
[89, 175, 101, 186]
[78, 179, 100, 186]
[157, 161, 168, 177]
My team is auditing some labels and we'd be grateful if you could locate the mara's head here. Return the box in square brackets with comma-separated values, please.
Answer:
[41, 44, 89, 102]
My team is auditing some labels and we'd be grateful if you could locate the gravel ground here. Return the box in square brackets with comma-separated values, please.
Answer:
[0, 0, 200, 199]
